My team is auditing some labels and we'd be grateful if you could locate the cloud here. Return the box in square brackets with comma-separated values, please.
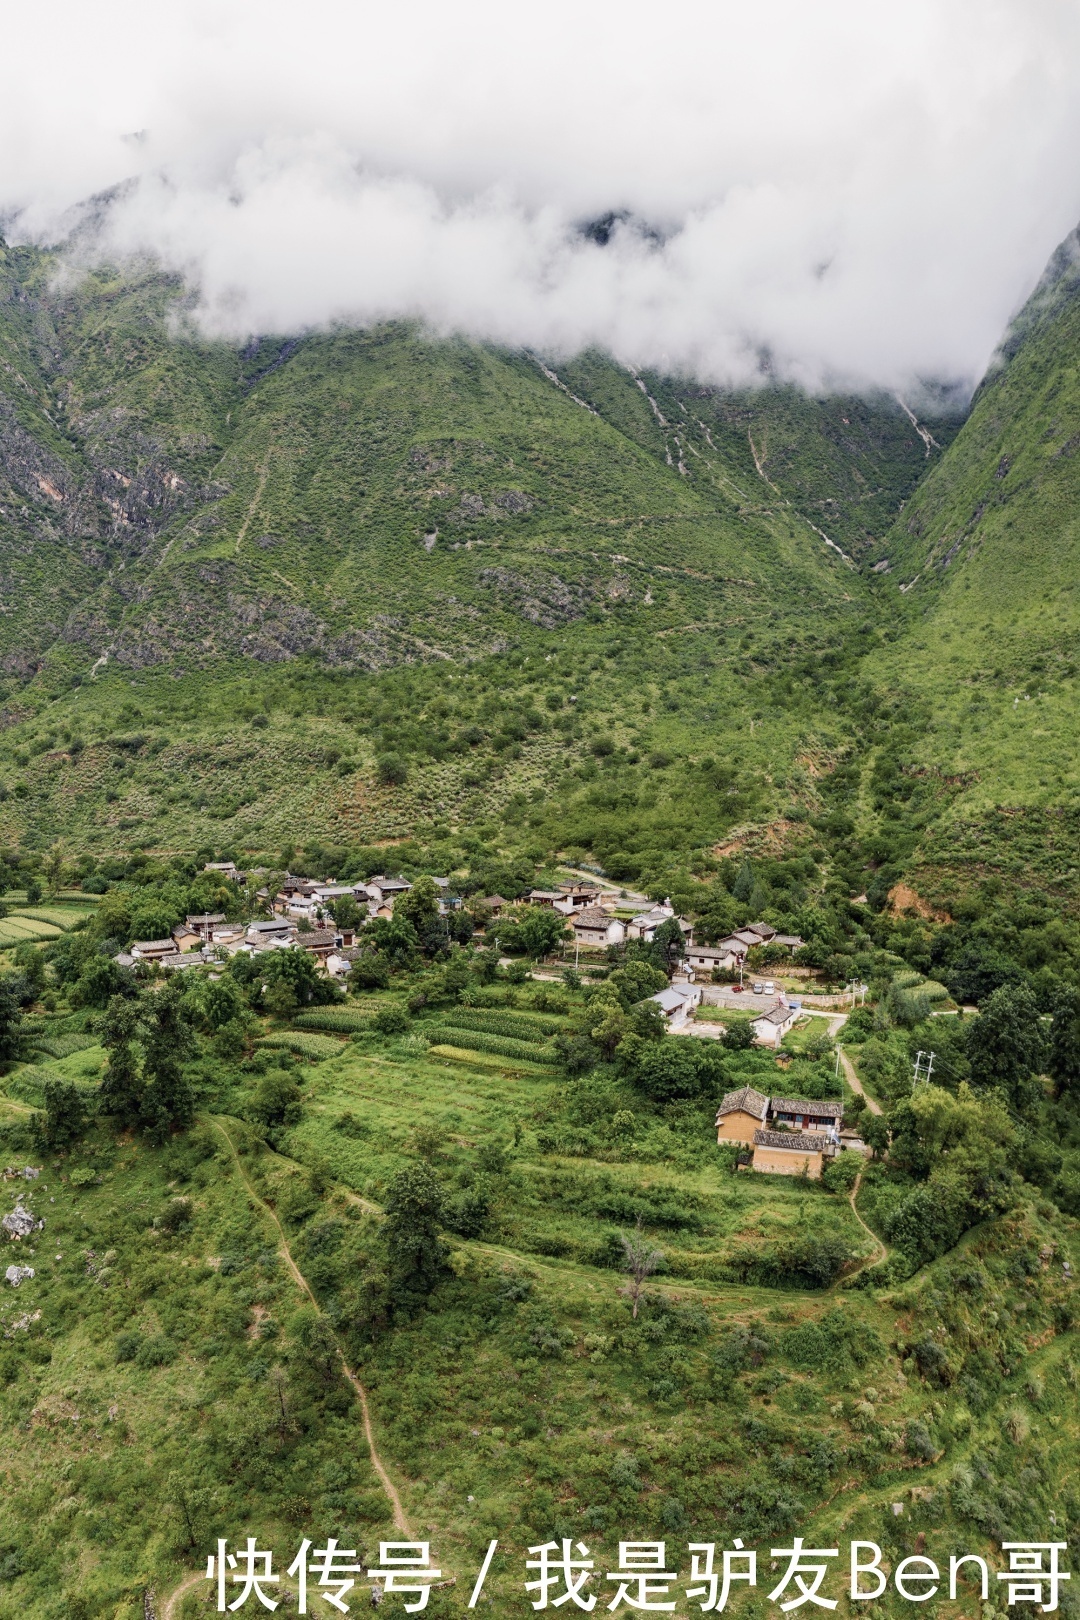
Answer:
[4, 0, 1080, 391]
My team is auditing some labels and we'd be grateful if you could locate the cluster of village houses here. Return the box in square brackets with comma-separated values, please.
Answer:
[118, 866, 852, 1176]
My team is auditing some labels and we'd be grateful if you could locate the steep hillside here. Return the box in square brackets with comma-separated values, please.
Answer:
[0, 241, 957, 878]
[861, 231, 1080, 905]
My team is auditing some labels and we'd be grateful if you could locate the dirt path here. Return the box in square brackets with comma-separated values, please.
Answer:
[208, 1117, 412, 1535]
[161, 1571, 204, 1620]
[844, 1173, 887, 1273]
[828, 1015, 882, 1116]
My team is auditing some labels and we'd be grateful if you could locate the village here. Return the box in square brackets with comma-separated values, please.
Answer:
[114, 862, 864, 1183]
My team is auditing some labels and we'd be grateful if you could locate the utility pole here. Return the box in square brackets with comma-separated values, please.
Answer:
[834, 1044, 843, 1084]
[913, 1049, 935, 1086]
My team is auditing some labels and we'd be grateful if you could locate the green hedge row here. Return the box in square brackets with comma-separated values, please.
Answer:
[423, 1026, 560, 1063]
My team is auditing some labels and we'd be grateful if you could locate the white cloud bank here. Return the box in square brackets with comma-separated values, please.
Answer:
[4, 0, 1080, 392]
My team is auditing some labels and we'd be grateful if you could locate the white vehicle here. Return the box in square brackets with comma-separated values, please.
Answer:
[763, 980, 776, 994]
[751, 982, 764, 995]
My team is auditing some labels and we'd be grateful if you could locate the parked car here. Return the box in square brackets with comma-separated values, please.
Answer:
[751, 982, 764, 995]
[763, 980, 776, 994]
[730, 983, 745, 993]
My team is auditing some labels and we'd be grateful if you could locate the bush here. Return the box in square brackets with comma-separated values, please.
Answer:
[135, 1335, 178, 1368]
[372, 1004, 410, 1036]
[376, 754, 407, 786]
[115, 1331, 141, 1362]
[158, 1197, 193, 1233]
[821, 1150, 863, 1194]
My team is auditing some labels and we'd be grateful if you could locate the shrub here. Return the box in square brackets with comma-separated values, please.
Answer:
[821, 1150, 863, 1194]
[135, 1335, 178, 1369]
[115, 1331, 141, 1362]
[158, 1197, 193, 1233]
[376, 753, 407, 786]
[372, 1004, 410, 1036]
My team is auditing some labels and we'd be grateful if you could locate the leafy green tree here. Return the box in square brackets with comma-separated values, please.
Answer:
[860, 1112, 890, 1159]
[732, 861, 754, 903]
[259, 946, 342, 1010]
[191, 975, 247, 1032]
[24, 878, 42, 905]
[965, 983, 1046, 1111]
[383, 1162, 447, 1309]
[394, 876, 446, 955]
[0, 977, 23, 1062]
[142, 979, 197, 1138]
[630, 1038, 725, 1102]
[99, 994, 146, 1126]
[1048, 987, 1080, 1099]
[721, 1020, 754, 1051]
[366, 915, 420, 970]
[11, 942, 45, 998]
[607, 960, 668, 1007]
[376, 753, 407, 786]
[498, 906, 569, 959]
[653, 917, 686, 972]
[36, 1078, 87, 1149]
[329, 895, 362, 931]
[71, 954, 133, 1009]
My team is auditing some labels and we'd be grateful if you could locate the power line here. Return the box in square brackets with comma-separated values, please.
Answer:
[912, 1049, 935, 1086]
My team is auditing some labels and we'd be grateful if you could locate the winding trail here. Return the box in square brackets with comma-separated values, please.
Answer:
[828, 1014, 882, 1115]
[844, 1172, 888, 1275]
[207, 1116, 411, 1535]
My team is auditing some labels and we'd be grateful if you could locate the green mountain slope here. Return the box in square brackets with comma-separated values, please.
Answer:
[860, 231, 1080, 904]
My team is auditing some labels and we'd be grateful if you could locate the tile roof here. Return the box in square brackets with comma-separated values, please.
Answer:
[753, 1005, 796, 1026]
[717, 1085, 769, 1121]
[572, 906, 616, 928]
[770, 1097, 844, 1118]
[753, 1129, 831, 1151]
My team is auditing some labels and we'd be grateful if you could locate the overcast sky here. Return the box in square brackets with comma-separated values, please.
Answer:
[5, 0, 1080, 393]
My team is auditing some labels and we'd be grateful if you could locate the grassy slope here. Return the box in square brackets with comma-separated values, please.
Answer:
[0, 1021, 1075, 1617]
[860, 238, 1080, 899]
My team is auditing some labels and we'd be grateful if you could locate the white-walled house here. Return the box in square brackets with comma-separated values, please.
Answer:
[646, 983, 703, 1026]
[750, 1003, 799, 1047]
[569, 907, 626, 947]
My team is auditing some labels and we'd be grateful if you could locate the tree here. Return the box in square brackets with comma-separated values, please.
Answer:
[37, 1078, 87, 1149]
[99, 994, 146, 1127]
[722, 1020, 754, 1051]
[861, 1112, 890, 1159]
[653, 917, 686, 973]
[71, 954, 134, 1009]
[965, 983, 1046, 1111]
[1048, 987, 1080, 1099]
[376, 753, 407, 786]
[259, 946, 342, 1009]
[498, 906, 569, 960]
[142, 978, 197, 1138]
[329, 895, 362, 932]
[732, 861, 755, 903]
[630, 1038, 724, 1102]
[619, 1223, 664, 1318]
[394, 877, 445, 956]
[366, 916, 420, 971]
[383, 1163, 447, 1308]
[0, 977, 24, 1062]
